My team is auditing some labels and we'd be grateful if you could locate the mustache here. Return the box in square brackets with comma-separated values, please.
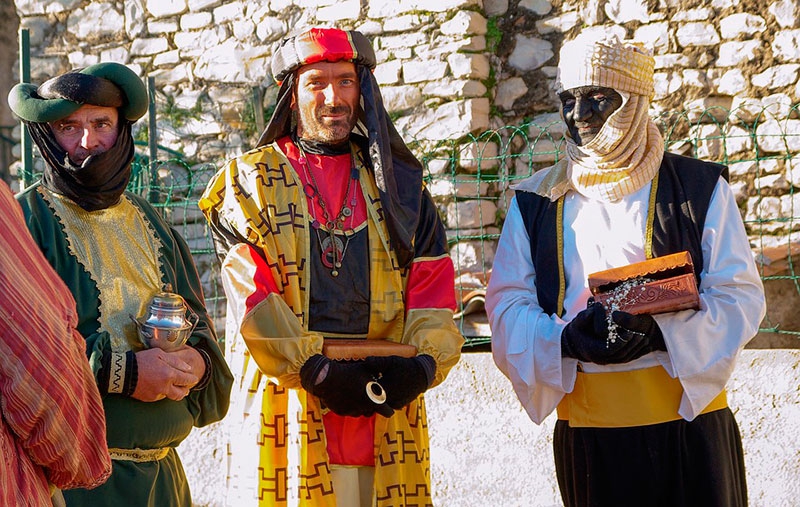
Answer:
[318, 105, 352, 116]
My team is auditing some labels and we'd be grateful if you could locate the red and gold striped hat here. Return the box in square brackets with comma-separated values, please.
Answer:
[270, 27, 376, 84]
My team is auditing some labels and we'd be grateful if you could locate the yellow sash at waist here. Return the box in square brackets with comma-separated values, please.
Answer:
[556, 365, 728, 428]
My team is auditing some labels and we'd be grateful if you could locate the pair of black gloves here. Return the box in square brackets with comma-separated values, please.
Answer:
[561, 299, 667, 364]
[300, 354, 436, 418]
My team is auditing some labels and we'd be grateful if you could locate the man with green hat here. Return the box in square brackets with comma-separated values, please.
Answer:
[9, 62, 233, 507]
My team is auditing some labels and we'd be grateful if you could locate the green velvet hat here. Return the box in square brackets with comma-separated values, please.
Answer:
[8, 62, 148, 123]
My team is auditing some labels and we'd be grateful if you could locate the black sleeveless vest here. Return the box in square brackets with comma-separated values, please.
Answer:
[516, 152, 728, 317]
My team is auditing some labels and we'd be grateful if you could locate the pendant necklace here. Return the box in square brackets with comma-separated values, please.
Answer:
[298, 144, 359, 277]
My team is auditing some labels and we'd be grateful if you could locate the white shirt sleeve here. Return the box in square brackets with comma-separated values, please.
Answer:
[654, 177, 766, 420]
[486, 177, 766, 424]
[485, 197, 577, 424]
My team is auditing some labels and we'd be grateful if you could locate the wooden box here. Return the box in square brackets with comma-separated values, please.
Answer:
[588, 251, 700, 315]
[322, 339, 417, 361]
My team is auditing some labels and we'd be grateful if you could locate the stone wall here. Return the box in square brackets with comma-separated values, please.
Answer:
[491, 0, 800, 122]
[6, 0, 800, 343]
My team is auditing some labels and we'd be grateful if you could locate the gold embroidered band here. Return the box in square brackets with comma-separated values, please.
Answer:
[108, 352, 126, 394]
[109, 447, 170, 462]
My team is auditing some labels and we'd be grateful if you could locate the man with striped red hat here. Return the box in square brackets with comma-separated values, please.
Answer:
[201, 27, 463, 506]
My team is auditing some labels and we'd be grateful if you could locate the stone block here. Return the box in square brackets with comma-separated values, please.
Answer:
[728, 160, 757, 179]
[447, 53, 490, 80]
[180, 12, 213, 30]
[423, 80, 487, 99]
[690, 124, 723, 160]
[633, 21, 669, 54]
[448, 239, 496, 273]
[676, 22, 720, 47]
[380, 85, 423, 112]
[146, 0, 187, 18]
[724, 125, 754, 156]
[654, 53, 692, 69]
[255, 17, 286, 43]
[317, 0, 361, 21]
[131, 37, 170, 56]
[383, 15, 424, 33]
[674, 7, 713, 21]
[154, 50, 181, 67]
[188, 0, 221, 11]
[720, 13, 767, 39]
[484, 0, 509, 16]
[459, 141, 499, 173]
[374, 60, 402, 85]
[508, 35, 554, 71]
[772, 30, 800, 63]
[520, 0, 552, 15]
[769, 0, 800, 29]
[752, 65, 800, 90]
[423, 160, 454, 181]
[756, 119, 800, 153]
[148, 20, 180, 34]
[604, 0, 651, 23]
[402, 59, 448, 84]
[653, 71, 682, 100]
[67, 3, 125, 39]
[397, 99, 490, 142]
[67, 51, 99, 68]
[495, 77, 528, 111]
[21, 16, 54, 46]
[446, 200, 498, 229]
[440, 11, 487, 36]
[717, 40, 761, 67]
[718, 69, 748, 95]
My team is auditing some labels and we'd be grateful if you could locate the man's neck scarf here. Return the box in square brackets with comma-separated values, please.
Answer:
[257, 27, 423, 268]
[557, 34, 664, 202]
[27, 120, 134, 211]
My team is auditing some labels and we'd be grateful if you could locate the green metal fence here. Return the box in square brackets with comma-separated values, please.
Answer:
[15, 103, 800, 348]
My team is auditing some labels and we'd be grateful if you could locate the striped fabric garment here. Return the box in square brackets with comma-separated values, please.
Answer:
[0, 180, 111, 506]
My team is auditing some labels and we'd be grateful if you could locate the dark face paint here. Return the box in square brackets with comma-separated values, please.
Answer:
[560, 86, 624, 146]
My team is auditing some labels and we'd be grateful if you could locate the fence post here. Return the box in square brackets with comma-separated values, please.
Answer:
[147, 75, 159, 203]
[18, 28, 32, 189]
[252, 86, 264, 135]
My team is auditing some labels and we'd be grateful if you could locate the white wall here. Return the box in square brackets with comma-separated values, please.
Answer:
[180, 349, 800, 507]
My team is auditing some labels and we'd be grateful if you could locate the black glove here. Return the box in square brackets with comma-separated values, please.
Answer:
[610, 311, 667, 362]
[561, 302, 613, 363]
[363, 355, 436, 410]
[300, 354, 394, 417]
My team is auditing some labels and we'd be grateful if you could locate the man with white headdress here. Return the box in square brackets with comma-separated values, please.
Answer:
[485, 32, 765, 506]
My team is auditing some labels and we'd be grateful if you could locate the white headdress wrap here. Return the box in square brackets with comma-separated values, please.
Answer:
[556, 32, 664, 202]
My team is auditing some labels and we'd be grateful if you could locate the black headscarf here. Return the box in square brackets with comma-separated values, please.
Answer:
[257, 28, 423, 269]
[27, 120, 135, 211]
[8, 63, 147, 211]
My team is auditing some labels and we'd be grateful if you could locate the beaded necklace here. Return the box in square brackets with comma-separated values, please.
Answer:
[298, 144, 360, 277]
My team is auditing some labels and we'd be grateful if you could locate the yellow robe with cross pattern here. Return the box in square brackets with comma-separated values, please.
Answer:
[200, 141, 463, 506]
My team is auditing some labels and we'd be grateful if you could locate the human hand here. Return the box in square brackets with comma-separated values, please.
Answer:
[363, 355, 434, 409]
[169, 346, 207, 387]
[561, 302, 611, 363]
[300, 355, 394, 417]
[131, 347, 200, 402]
[609, 311, 666, 361]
